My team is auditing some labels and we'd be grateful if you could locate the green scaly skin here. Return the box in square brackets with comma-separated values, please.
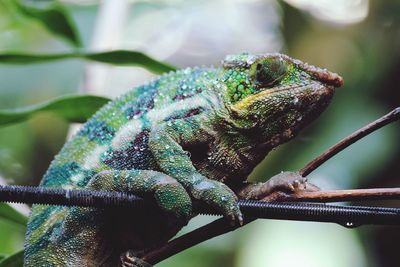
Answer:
[24, 53, 343, 267]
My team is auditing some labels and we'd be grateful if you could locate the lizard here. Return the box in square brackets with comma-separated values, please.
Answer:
[24, 52, 343, 267]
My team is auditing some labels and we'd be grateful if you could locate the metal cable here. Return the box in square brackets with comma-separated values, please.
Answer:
[1, 185, 399, 227]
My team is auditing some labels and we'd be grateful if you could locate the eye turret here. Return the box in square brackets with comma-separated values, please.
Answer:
[250, 57, 288, 87]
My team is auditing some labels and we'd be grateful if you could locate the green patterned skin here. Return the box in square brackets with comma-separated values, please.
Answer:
[24, 53, 343, 267]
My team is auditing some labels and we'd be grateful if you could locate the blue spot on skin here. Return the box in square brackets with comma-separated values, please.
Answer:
[41, 162, 95, 187]
[26, 206, 62, 236]
[42, 162, 81, 187]
[173, 69, 205, 100]
[124, 81, 159, 119]
[26, 208, 99, 261]
[78, 119, 115, 144]
[25, 220, 63, 257]
[50, 208, 100, 245]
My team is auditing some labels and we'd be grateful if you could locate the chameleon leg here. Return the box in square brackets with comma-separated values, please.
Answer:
[236, 171, 320, 200]
[149, 118, 243, 225]
[88, 170, 192, 219]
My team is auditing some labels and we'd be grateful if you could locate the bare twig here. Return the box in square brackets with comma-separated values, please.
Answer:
[142, 107, 400, 265]
[299, 107, 400, 177]
[143, 217, 255, 265]
[262, 187, 400, 202]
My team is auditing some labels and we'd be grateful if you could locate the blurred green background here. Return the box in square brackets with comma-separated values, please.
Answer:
[0, 0, 399, 266]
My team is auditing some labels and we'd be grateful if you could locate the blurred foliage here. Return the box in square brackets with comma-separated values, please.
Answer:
[0, 50, 176, 74]
[0, 95, 110, 126]
[10, 0, 82, 47]
[0, 203, 27, 226]
[0, 250, 24, 267]
[0, 0, 399, 266]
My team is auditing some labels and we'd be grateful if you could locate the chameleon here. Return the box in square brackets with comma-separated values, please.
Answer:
[24, 53, 343, 266]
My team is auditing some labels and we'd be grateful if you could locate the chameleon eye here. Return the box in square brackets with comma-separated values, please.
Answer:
[252, 58, 288, 87]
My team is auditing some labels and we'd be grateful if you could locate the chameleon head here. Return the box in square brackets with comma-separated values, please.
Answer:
[221, 53, 343, 149]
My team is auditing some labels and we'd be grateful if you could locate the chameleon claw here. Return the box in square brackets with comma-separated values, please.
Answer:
[190, 178, 243, 226]
[226, 208, 243, 227]
[287, 182, 296, 192]
[237, 212, 244, 226]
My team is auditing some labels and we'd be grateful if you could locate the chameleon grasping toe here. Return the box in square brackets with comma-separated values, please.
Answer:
[24, 53, 343, 266]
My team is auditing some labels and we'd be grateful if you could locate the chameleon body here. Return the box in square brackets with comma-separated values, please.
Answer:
[24, 53, 343, 266]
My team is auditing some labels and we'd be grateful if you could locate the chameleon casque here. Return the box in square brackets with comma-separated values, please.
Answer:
[24, 53, 343, 266]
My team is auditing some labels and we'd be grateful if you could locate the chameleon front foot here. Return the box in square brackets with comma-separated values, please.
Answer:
[189, 177, 243, 225]
[237, 171, 319, 200]
[88, 170, 193, 220]
[120, 250, 152, 267]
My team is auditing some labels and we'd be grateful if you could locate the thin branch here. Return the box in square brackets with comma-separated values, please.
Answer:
[262, 187, 400, 202]
[143, 217, 255, 265]
[299, 107, 400, 177]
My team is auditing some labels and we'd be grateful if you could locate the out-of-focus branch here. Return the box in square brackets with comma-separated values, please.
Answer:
[299, 107, 400, 177]
[143, 217, 255, 265]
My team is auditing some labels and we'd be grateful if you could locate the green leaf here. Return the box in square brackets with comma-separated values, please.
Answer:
[84, 51, 176, 74]
[13, 0, 81, 47]
[0, 95, 111, 127]
[0, 50, 176, 74]
[0, 250, 24, 267]
[0, 203, 27, 226]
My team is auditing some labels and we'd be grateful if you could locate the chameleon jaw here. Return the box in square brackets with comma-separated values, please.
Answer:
[231, 83, 326, 111]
